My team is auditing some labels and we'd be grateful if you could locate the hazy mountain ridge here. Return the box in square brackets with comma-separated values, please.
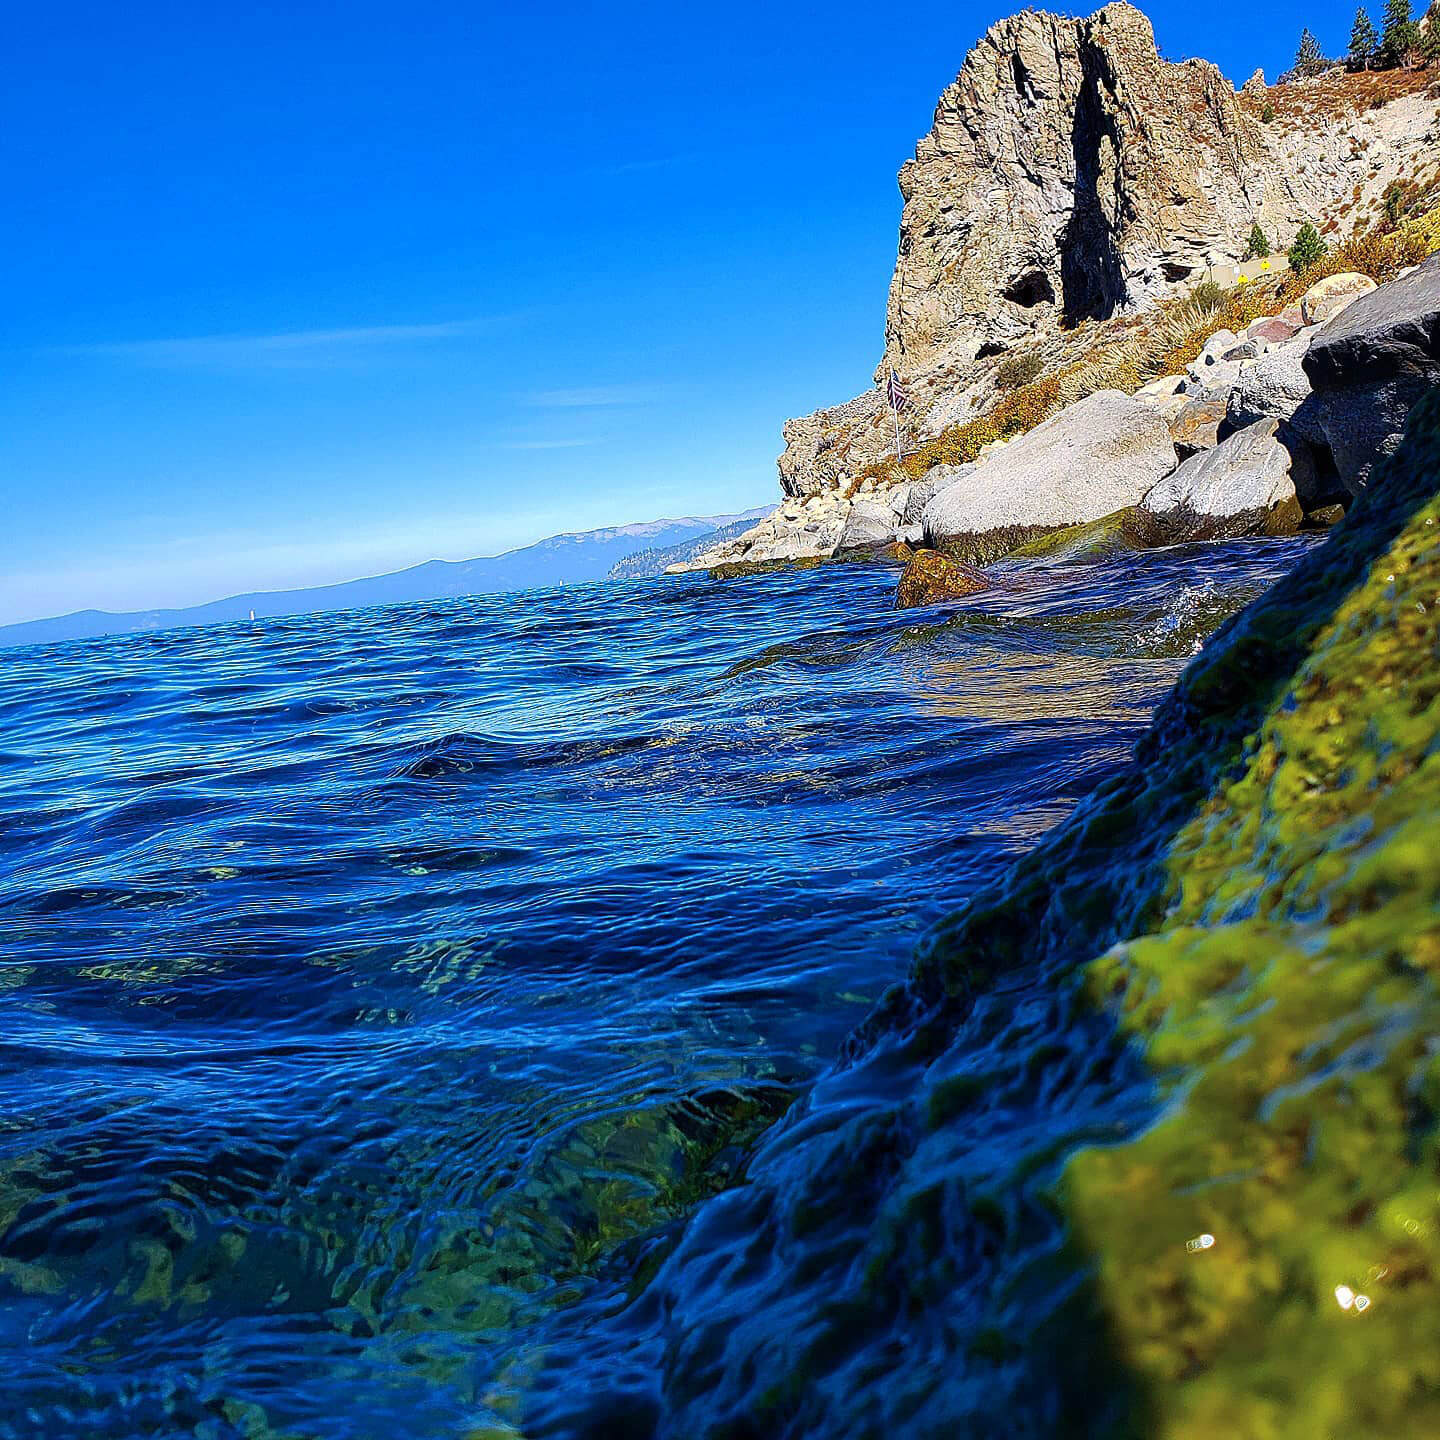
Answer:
[2, 508, 772, 651]
[606, 510, 777, 579]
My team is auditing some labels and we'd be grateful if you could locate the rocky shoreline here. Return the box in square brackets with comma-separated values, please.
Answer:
[672, 3, 1440, 597]
[680, 257, 1440, 600]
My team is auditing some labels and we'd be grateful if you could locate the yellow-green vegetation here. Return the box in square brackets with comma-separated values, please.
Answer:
[907, 391, 1440, 1432]
[993, 351, 1046, 391]
[1062, 392, 1440, 1434]
[888, 370, 1071, 482]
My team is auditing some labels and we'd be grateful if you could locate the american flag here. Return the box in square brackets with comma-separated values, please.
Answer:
[886, 370, 910, 413]
[886, 370, 909, 461]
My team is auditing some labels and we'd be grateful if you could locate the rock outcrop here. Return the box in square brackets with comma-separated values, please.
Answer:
[683, 255, 1435, 582]
[775, 2, 1439, 497]
[678, 4, 1440, 580]
[1303, 252, 1440, 493]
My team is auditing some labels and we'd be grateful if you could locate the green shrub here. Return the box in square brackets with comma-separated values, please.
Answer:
[1188, 279, 1226, 309]
[1245, 222, 1271, 259]
[1260, 99, 1276, 122]
[1288, 222, 1326, 273]
[993, 352, 1044, 391]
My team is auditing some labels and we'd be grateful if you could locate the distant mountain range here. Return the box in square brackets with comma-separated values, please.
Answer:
[605, 514, 770, 580]
[0, 507, 773, 651]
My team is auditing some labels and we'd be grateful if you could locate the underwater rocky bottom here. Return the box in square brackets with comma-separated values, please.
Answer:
[2, 396, 1438, 1439]
[508, 392, 1440, 1439]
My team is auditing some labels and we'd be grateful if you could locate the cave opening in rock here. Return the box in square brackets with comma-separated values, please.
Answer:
[1004, 270, 1056, 308]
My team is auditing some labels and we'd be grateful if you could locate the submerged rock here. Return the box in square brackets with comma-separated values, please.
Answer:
[894, 549, 991, 608]
[1303, 252, 1440, 493]
[921, 390, 1177, 561]
[1138, 418, 1301, 544]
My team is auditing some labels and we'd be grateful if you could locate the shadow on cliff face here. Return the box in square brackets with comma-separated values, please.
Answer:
[1060, 48, 1127, 328]
[514, 395, 1440, 1438]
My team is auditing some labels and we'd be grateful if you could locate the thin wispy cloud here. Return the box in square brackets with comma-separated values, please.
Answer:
[501, 438, 597, 450]
[597, 152, 700, 177]
[522, 384, 662, 408]
[54, 319, 499, 370]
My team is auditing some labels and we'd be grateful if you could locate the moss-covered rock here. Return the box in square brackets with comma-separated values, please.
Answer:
[1004, 508, 1149, 563]
[894, 549, 992, 608]
[915, 387, 1440, 1432]
[708, 556, 824, 580]
[1059, 386, 1440, 1434]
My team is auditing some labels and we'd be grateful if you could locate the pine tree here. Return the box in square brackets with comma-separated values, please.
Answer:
[1349, 6, 1380, 67]
[1246, 222, 1271, 259]
[1422, 7, 1440, 62]
[1380, 0, 1419, 66]
[1288, 222, 1326, 274]
[1295, 27, 1328, 76]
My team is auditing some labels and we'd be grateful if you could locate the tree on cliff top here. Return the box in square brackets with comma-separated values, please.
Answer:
[1381, 0, 1419, 65]
[1294, 27, 1329, 76]
[1349, 6, 1380, 67]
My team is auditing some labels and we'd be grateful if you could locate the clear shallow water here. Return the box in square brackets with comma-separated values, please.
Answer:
[0, 538, 1315, 1439]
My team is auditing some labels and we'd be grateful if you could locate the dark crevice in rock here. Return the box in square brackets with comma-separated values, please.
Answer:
[1011, 52, 1038, 106]
[1060, 44, 1127, 327]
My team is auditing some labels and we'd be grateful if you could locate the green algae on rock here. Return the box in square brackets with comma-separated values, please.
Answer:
[915, 389, 1440, 1431]
[1062, 395, 1440, 1434]
[894, 550, 991, 609]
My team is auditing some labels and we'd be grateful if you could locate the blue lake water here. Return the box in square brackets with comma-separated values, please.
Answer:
[0, 538, 1314, 1438]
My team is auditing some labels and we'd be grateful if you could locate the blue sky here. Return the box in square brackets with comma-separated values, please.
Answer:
[3, 0, 1349, 623]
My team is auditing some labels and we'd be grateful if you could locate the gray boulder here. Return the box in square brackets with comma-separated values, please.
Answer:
[1302, 254, 1440, 493]
[1138, 419, 1300, 545]
[904, 465, 971, 526]
[1182, 360, 1244, 397]
[1222, 342, 1345, 509]
[921, 391, 1177, 560]
[838, 500, 900, 552]
[1225, 344, 1320, 438]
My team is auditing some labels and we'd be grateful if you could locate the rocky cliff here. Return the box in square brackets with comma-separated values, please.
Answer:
[770, 2, 1439, 500]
